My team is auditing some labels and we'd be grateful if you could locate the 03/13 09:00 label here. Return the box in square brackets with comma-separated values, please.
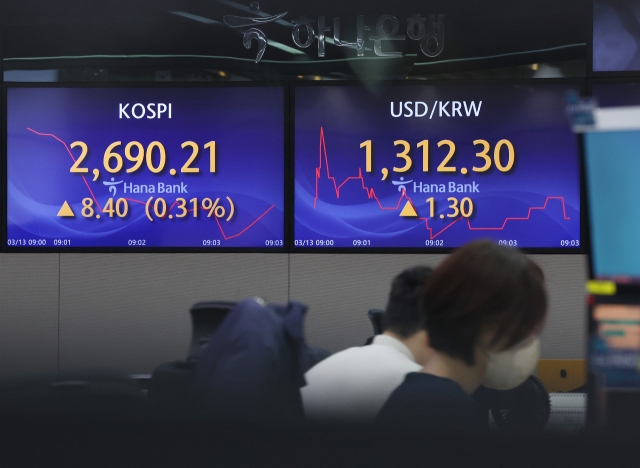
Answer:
[7, 239, 47, 246]
[294, 239, 334, 247]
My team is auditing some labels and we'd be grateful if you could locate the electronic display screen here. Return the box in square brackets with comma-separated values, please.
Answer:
[585, 83, 640, 279]
[5, 86, 285, 250]
[591, 304, 640, 389]
[594, 0, 640, 72]
[584, 127, 640, 279]
[293, 83, 582, 250]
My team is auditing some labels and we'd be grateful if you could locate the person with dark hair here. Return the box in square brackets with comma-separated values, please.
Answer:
[377, 240, 548, 432]
[301, 266, 434, 423]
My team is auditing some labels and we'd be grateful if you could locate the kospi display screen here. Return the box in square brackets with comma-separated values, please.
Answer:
[4, 85, 285, 250]
[293, 83, 582, 251]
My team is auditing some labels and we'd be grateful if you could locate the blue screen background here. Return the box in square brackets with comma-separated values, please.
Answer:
[584, 130, 640, 279]
[6, 87, 285, 248]
[294, 84, 581, 249]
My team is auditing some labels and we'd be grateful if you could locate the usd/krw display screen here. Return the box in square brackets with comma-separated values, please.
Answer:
[293, 83, 581, 250]
[5, 86, 285, 249]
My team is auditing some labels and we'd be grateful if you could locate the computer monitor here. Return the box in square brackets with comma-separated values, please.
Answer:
[582, 103, 640, 281]
[3, 84, 286, 251]
[591, 301, 640, 390]
[293, 81, 582, 252]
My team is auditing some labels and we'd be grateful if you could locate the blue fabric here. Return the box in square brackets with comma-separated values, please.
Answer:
[189, 298, 309, 423]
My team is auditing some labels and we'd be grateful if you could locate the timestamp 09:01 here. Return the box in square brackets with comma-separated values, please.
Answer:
[8, 239, 107, 246]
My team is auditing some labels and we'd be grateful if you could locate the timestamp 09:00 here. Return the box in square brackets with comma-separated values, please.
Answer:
[7, 239, 73, 246]
[294, 239, 335, 247]
[7, 239, 48, 246]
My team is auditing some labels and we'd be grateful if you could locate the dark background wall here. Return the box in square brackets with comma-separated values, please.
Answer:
[0, 0, 591, 377]
[0, 253, 587, 377]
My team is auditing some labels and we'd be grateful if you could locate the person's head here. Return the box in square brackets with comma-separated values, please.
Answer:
[382, 265, 434, 364]
[422, 240, 547, 381]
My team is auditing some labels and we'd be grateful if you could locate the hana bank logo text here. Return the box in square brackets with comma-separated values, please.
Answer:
[219, 2, 444, 63]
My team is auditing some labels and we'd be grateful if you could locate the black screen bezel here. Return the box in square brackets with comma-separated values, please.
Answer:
[582, 78, 640, 279]
[289, 78, 587, 254]
[1, 81, 290, 253]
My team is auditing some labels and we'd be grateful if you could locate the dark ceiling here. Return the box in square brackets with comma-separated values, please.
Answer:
[1, 0, 590, 79]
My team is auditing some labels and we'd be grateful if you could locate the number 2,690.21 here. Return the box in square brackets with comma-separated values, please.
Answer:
[69, 140, 216, 175]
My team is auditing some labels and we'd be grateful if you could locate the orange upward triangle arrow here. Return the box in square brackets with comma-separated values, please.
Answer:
[399, 201, 418, 217]
[57, 201, 75, 217]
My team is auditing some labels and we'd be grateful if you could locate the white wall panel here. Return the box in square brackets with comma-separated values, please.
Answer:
[0, 254, 59, 377]
[59, 254, 288, 373]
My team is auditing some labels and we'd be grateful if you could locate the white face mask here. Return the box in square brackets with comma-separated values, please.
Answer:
[481, 337, 540, 390]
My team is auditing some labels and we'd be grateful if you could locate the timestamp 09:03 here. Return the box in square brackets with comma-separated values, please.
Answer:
[561, 240, 580, 247]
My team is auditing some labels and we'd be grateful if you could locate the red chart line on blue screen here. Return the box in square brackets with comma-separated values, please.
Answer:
[26, 128, 275, 241]
[313, 127, 571, 240]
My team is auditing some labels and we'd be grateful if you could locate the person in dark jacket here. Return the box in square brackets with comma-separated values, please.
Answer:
[188, 298, 311, 425]
[377, 240, 548, 432]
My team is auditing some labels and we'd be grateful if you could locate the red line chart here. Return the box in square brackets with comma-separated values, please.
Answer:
[27, 128, 274, 241]
[314, 127, 571, 240]
[27, 128, 103, 210]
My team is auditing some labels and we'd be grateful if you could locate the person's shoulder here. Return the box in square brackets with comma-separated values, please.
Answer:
[304, 346, 371, 379]
[303, 344, 420, 398]
[377, 374, 485, 431]
[403, 373, 475, 401]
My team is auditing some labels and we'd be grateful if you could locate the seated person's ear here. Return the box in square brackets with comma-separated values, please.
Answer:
[416, 329, 435, 365]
